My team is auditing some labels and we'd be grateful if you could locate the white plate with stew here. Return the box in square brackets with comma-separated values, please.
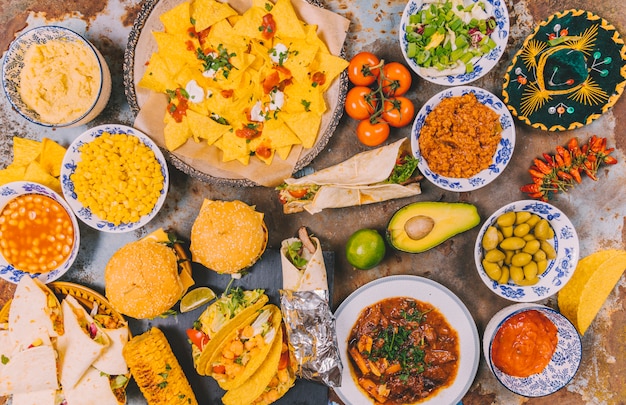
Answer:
[333, 275, 479, 405]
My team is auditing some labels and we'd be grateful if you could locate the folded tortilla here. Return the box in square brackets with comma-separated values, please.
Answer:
[63, 366, 119, 405]
[281, 138, 421, 214]
[8, 276, 63, 351]
[0, 343, 57, 398]
[11, 389, 56, 405]
[93, 325, 130, 376]
[194, 290, 268, 375]
[222, 325, 295, 405]
[208, 304, 282, 390]
[57, 295, 110, 389]
[281, 236, 328, 291]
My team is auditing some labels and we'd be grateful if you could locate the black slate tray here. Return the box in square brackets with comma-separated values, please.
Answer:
[126, 249, 335, 404]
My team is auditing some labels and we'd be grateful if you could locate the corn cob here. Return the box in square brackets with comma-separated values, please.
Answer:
[123, 327, 198, 405]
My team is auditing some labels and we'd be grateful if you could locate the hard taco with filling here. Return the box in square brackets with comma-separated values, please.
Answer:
[188, 288, 268, 374]
[207, 304, 282, 391]
[222, 324, 296, 405]
[277, 138, 422, 214]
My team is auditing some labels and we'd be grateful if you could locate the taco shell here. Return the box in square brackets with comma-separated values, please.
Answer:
[194, 291, 269, 374]
[208, 304, 282, 391]
[222, 324, 295, 405]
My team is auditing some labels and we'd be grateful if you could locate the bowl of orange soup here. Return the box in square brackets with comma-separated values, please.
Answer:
[483, 303, 582, 397]
[0, 181, 80, 284]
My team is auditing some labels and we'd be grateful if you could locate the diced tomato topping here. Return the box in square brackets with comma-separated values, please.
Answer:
[278, 350, 290, 370]
[221, 89, 234, 98]
[212, 364, 226, 374]
[263, 71, 281, 94]
[185, 40, 195, 51]
[261, 14, 277, 40]
[236, 125, 261, 140]
[167, 89, 189, 123]
[186, 328, 209, 350]
[255, 143, 272, 159]
[288, 188, 308, 199]
[312, 71, 326, 86]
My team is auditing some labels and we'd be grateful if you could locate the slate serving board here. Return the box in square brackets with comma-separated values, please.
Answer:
[125, 249, 335, 404]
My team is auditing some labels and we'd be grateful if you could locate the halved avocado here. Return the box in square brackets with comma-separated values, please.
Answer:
[386, 201, 480, 253]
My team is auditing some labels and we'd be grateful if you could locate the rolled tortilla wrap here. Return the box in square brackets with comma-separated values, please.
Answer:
[63, 366, 120, 405]
[11, 389, 56, 405]
[8, 276, 63, 350]
[281, 138, 421, 214]
[57, 295, 110, 389]
[0, 343, 57, 398]
[93, 325, 130, 376]
[281, 236, 328, 291]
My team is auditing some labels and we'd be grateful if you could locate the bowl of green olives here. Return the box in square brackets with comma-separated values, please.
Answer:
[474, 200, 579, 302]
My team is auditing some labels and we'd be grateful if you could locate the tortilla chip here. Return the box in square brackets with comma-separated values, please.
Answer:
[24, 162, 60, 193]
[164, 115, 192, 151]
[187, 109, 232, 145]
[138, 53, 179, 93]
[219, 130, 250, 162]
[154, 31, 201, 68]
[39, 138, 66, 177]
[272, 0, 306, 38]
[12, 137, 42, 167]
[232, 5, 268, 40]
[311, 51, 350, 92]
[192, 0, 238, 32]
[282, 111, 322, 148]
[0, 165, 26, 186]
[276, 145, 292, 161]
[159, 1, 192, 35]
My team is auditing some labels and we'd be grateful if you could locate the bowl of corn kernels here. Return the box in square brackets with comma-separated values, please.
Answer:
[0, 181, 80, 284]
[60, 124, 169, 233]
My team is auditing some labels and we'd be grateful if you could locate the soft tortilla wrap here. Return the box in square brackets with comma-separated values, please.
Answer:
[208, 304, 282, 390]
[0, 343, 57, 398]
[222, 325, 295, 405]
[93, 325, 130, 376]
[194, 291, 268, 375]
[282, 138, 421, 214]
[11, 389, 56, 405]
[281, 236, 328, 291]
[63, 366, 119, 405]
[57, 295, 110, 389]
[8, 276, 63, 350]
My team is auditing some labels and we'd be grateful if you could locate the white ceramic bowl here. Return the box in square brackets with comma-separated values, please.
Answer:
[334, 275, 480, 405]
[2, 25, 112, 128]
[411, 85, 515, 192]
[60, 124, 169, 233]
[474, 200, 579, 302]
[483, 304, 582, 397]
[0, 181, 80, 284]
[399, 0, 510, 85]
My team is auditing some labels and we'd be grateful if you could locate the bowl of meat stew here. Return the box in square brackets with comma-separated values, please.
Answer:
[334, 275, 479, 405]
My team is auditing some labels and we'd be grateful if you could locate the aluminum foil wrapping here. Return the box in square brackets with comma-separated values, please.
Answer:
[279, 289, 342, 387]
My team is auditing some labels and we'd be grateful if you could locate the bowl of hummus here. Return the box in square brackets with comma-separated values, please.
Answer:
[2, 25, 112, 128]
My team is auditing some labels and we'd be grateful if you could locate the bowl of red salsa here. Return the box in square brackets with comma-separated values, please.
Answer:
[483, 303, 582, 397]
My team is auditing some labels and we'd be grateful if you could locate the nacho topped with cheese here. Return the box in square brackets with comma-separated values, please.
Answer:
[138, 0, 348, 166]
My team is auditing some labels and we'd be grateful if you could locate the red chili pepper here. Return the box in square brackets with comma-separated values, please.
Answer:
[557, 170, 573, 181]
[556, 146, 572, 167]
[570, 167, 582, 183]
[520, 183, 541, 194]
[567, 137, 579, 152]
[528, 168, 547, 181]
[542, 153, 555, 167]
[603, 155, 618, 165]
[554, 153, 565, 167]
[533, 159, 553, 175]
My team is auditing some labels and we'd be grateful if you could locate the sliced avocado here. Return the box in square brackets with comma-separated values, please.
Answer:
[386, 201, 480, 253]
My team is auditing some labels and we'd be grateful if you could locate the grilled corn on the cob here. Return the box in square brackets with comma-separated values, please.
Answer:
[123, 327, 198, 405]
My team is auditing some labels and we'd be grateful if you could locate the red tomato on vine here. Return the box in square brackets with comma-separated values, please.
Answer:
[345, 86, 377, 120]
[356, 119, 390, 147]
[348, 52, 381, 86]
[381, 97, 415, 128]
[380, 62, 412, 96]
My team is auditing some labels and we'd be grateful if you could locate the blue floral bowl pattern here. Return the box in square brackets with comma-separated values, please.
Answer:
[411, 85, 515, 192]
[2, 25, 111, 128]
[483, 304, 582, 397]
[0, 181, 80, 284]
[474, 200, 579, 302]
[399, 0, 510, 85]
[60, 124, 169, 233]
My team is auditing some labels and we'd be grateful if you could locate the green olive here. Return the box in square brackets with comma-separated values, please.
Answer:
[482, 260, 502, 281]
[522, 239, 541, 255]
[537, 259, 548, 275]
[517, 276, 540, 286]
[533, 249, 547, 262]
[510, 266, 524, 283]
[526, 214, 541, 227]
[523, 261, 538, 280]
[484, 249, 506, 263]
[504, 249, 514, 265]
[511, 252, 533, 267]
[534, 219, 554, 240]
[501, 225, 513, 238]
[513, 223, 531, 237]
[540, 240, 557, 260]
[497, 211, 516, 227]
[482, 226, 500, 251]
[498, 265, 510, 284]
[515, 211, 532, 225]
[500, 237, 526, 251]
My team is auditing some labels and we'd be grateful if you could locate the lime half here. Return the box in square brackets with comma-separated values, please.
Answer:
[180, 287, 216, 313]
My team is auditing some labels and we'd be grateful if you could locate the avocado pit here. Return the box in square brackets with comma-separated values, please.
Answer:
[404, 215, 435, 240]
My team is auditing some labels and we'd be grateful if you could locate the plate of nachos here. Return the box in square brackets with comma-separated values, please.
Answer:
[124, 0, 350, 186]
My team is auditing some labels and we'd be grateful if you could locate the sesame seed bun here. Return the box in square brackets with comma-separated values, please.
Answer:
[190, 199, 268, 274]
[104, 239, 184, 319]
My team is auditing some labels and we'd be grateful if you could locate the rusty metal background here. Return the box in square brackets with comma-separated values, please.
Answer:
[1, 0, 626, 404]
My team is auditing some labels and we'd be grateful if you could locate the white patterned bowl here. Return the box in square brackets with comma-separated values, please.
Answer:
[0, 181, 80, 284]
[399, 0, 509, 85]
[2, 25, 111, 128]
[483, 304, 582, 397]
[60, 124, 169, 233]
[411, 85, 515, 192]
[474, 200, 579, 302]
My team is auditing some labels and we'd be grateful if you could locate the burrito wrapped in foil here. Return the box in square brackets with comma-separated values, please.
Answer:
[279, 227, 342, 387]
